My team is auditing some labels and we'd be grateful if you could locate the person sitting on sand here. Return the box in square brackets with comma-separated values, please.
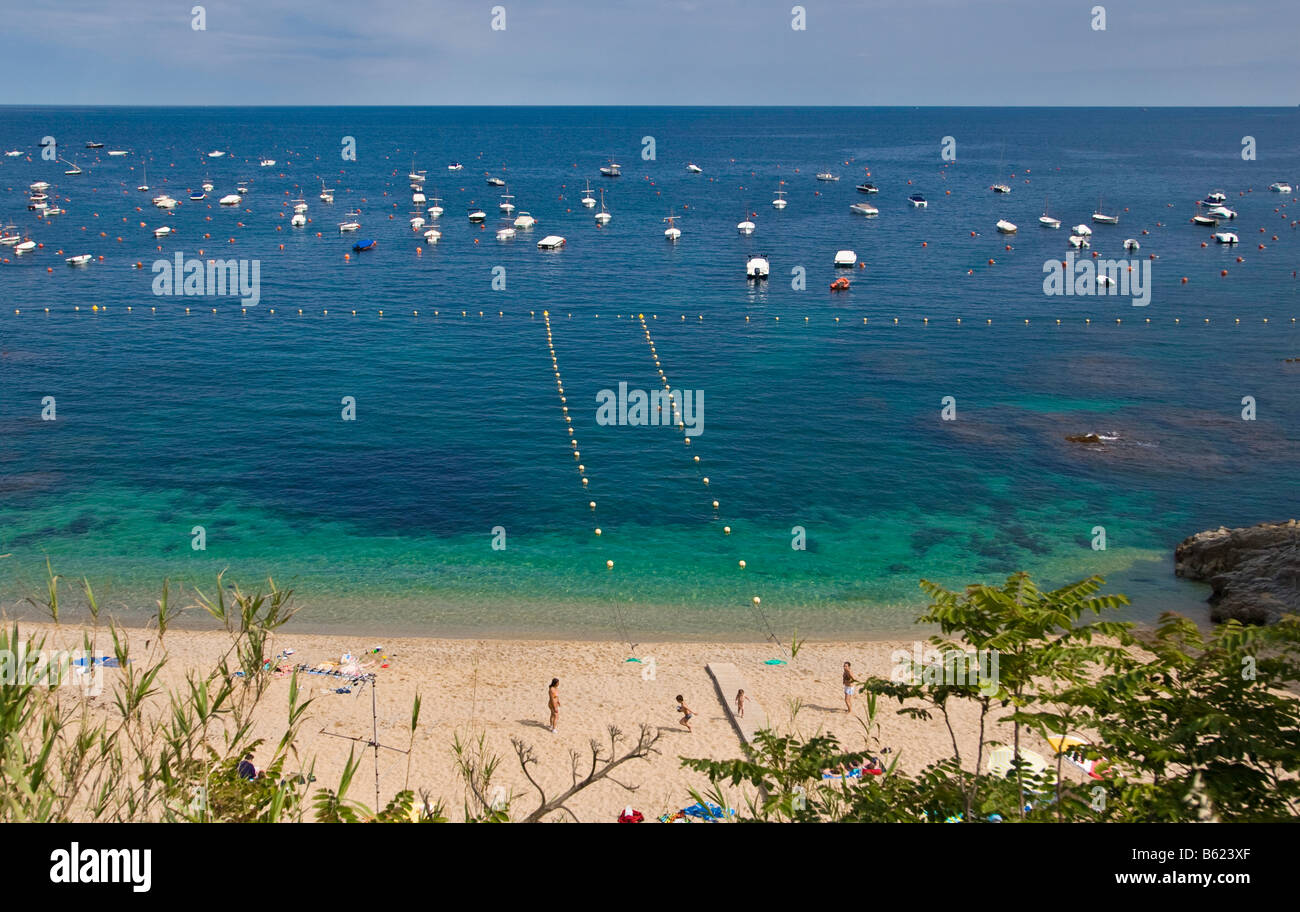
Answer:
[548, 678, 560, 733]
[864, 756, 884, 774]
[843, 661, 858, 713]
[735, 689, 747, 718]
[237, 752, 263, 781]
[676, 695, 694, 732]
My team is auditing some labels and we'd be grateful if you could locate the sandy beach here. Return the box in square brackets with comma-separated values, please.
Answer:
[16, 621, 1086, 822]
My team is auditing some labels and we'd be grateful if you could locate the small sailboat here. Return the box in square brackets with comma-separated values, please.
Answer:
[408, 157, 425, 182]
[62, 158, 82, 175]
[1039, 197, 1060, 228]
[409, 211, 425, 229]
[339, 211, 362, 232]
[202, 179, 214, 192]
[580, 180, 597, 208]
[746, 255, 769, 279]
[15, 239, 36, 253]
[293, 197, 309, 213]
[595, 190, 612, 226]
[990, 146, 1010, 193]
[737, 211, 755, 234]
[499, 189, 515, 213]
[0, 226, 21, 245]
[686, 163, 703, 173]
[772, 187, 788, 209]
[320, 180, 335, 203]
[427, 196, 444, 219]
[663, 214, 682, 242]
[1092, 197, 1118, 224]
[137, 165, 150, 192]
[496, 219, 516, 241]
[423, 227, 441, 244]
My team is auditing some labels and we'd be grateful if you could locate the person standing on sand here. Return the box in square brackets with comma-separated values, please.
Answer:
[548, 678, 560, 733]
[676, 695, 694, 732]
[735, 689, 747, 718]
[843, 661, 858, 713]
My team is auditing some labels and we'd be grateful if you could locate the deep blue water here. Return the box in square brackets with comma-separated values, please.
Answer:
[1, 107, 1297, 637]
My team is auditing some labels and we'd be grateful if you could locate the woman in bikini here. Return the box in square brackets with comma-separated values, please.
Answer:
[548, 678, 560, 732]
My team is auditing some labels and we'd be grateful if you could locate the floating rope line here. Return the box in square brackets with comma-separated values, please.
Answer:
[543, 309, 636, 656]
[634, 312, 781, 657]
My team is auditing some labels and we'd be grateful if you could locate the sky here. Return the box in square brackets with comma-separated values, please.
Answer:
[1, 0, 1297, 106]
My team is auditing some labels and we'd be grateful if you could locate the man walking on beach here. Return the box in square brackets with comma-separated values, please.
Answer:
[843, 661, 858, 713]
[548, 678, 560, 733]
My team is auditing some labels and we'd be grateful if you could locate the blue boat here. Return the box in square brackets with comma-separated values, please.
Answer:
[189, 191, 205, 201]
[352, 239, 376, 252]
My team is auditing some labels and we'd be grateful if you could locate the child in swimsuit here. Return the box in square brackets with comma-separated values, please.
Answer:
[735, 689, 747, 718]
[676, 695, 693, 732]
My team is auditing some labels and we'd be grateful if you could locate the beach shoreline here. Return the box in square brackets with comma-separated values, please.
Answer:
[11, 619, 1091, 822]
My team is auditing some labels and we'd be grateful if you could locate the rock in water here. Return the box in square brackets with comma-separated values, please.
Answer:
[1174, 520, 1300, 624]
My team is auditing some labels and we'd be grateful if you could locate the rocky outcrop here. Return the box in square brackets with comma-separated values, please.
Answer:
[1174, 520, 1299, 624]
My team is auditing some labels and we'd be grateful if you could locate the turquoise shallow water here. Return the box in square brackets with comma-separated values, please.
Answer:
[1, 107, 1297, 637]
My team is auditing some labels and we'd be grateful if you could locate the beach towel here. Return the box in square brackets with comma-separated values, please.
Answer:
[617, 808, 644, 823]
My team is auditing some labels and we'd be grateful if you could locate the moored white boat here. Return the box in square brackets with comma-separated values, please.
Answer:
[746, 255, 769, 279]
[1268, 181, 1292, 193]
[291, 213, 306, 227]
[772, 188, 787, 209]
[260, 158, 276, 167]
[66, 254, 92, 265]
[996, 219, 1017, 234]
[537, 235, 566, 249]
[219, 194, 242, 206]
[423, 228, 441, 243]
[1123, 238, 1140, 251]
[663, 215, 682, 241]
[15, 239, 36, 252]
[850, 202, 879, 216]
[686, 163, 703, 173]
[1213, 231, 1238, 244]
[1068, 234, 1090, 248]
[907, 193, 927, 208]
[834, 249, 856, 267]
[153, 226, 173, 237]
[513, 211, 535, 228]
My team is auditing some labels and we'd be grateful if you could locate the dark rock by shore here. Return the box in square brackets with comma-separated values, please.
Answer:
[1174, 520, 1299, 625]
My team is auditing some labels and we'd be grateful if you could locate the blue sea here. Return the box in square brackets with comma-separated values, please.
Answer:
[1, 107, 1296, 638]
